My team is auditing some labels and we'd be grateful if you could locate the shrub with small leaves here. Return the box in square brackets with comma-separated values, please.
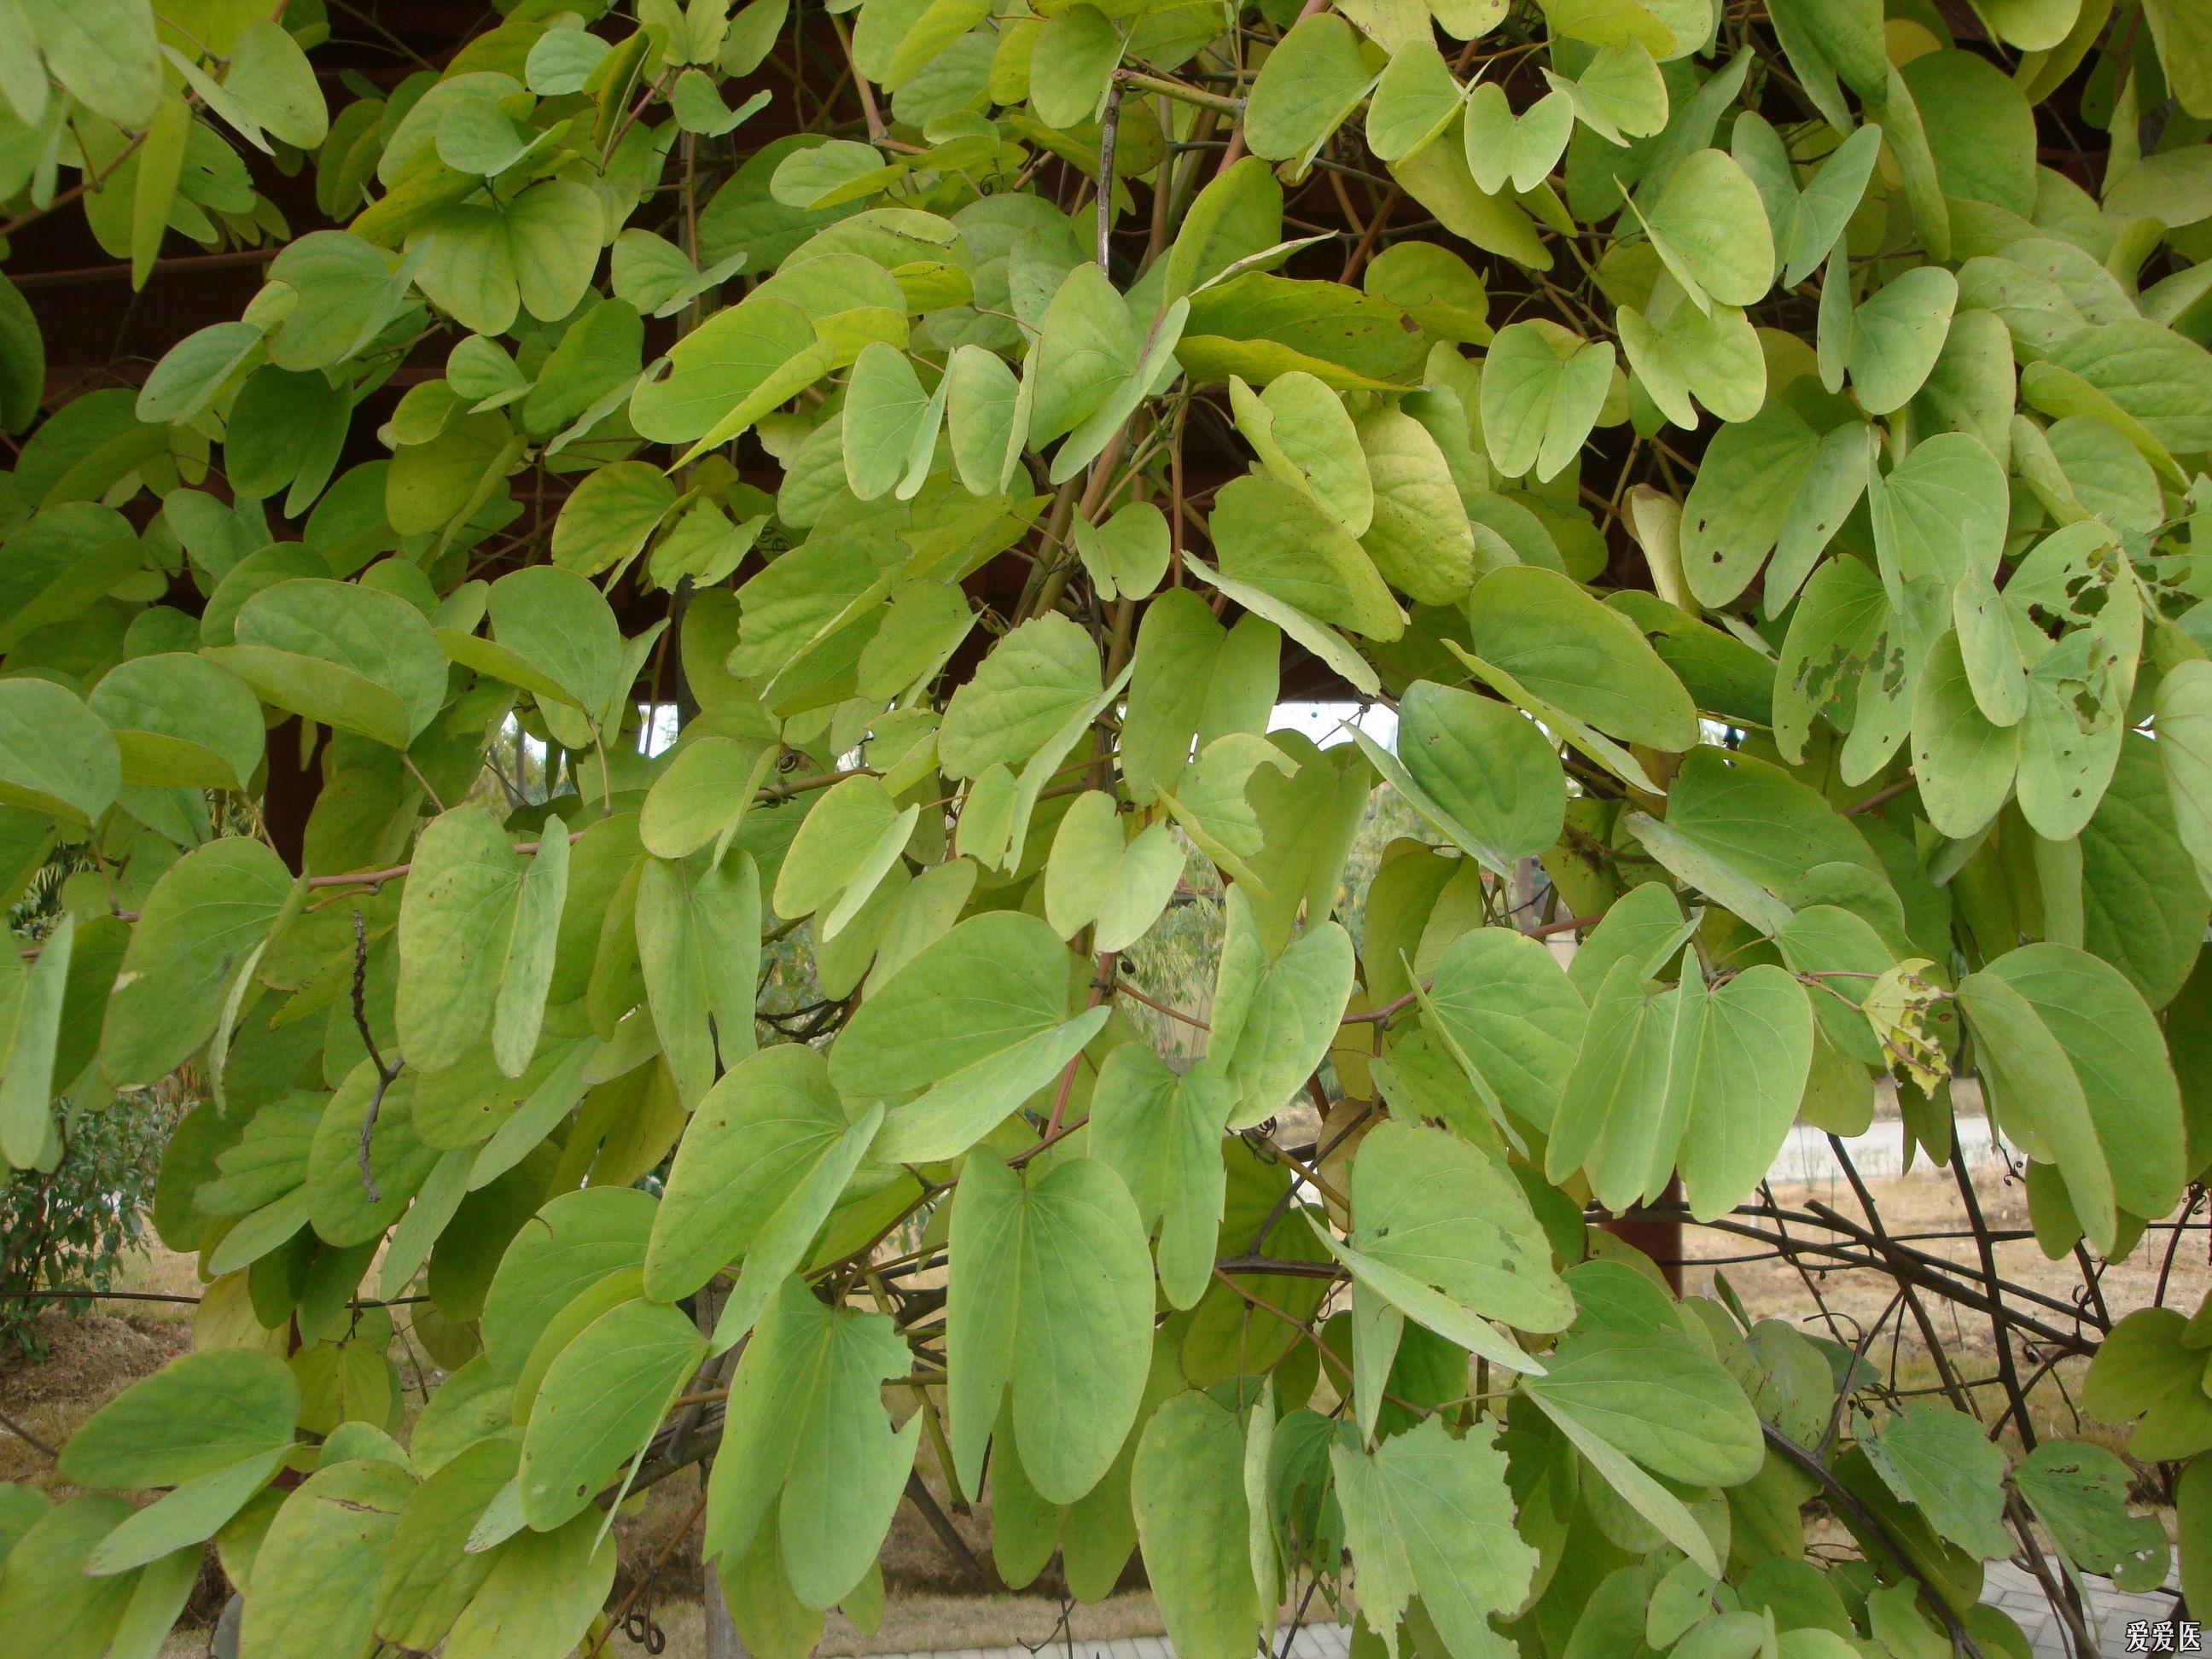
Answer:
[0, 1094, 171, 1359]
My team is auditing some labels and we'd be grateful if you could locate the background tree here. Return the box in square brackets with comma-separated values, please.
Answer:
[0, 0, 2209, 1655]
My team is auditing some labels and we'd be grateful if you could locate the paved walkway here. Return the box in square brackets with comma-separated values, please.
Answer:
[1983, 1559, 2180, 1655]
[859, 1565, 2177, 1659]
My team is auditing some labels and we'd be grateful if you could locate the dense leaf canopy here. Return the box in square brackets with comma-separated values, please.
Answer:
[1, 0, 2211, 1654]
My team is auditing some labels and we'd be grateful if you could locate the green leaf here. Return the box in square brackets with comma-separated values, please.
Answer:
[480, 1185, 658, 1377]
[939, 612, 1102, 778]
[18, 0, 160, 127]
[1860, 1406, 2016, 1558]
[493, 824, 567, 1077]
[1844, 266, 1959, 416]
[636, 849, 760, 1108]
[2158, 659, 2212, 899]
[1132, 1392, 1264, 1659]
[1356, 405, 1476, 604]
[2075, 732, 2207, 1011]
[84, 1447, 285, 1577]
[1074, 499, 1172, 602]
[947, 1152, 1154, 1504]
[1465, 565, 1698, 750]
[2013, 1441, 2169, 1592]
[1973, 943, 2184, 1223]
[1119, 588, 1278, 801]
[236, 1460, 414, 1659]
[265, 232, 407, 373]
[1656, 746, 1901, 934]
[90, 653, 264, 791]
[1779, 124, 1883, 287]
[397, 806, 527, 1074]
[1557, 40, 1668, 140]
[1212, 473, 1403, 642]
[447, 1502, 616, 1657]
[1027, 262, 1139, 449]
[215, 578, 447, 748]
[1952, 565, 2029, 728]
[1029, 3, 1121, 129]
[706, 1275, 921, 1607]
[226, 20, 328, 149]
[128, 94, 186, 290]
[485, 566, 626, 718]
[1548, 955, 1684, 1206]
[307, 1062, 442, 1245]
[1673, 963, 1816, 1221]
[0, 1494, 143, 1652]
[1353, 1118, 1573, 1334]
[632, 293, 835, 450]
[371, 1439, 516, 1651]
[1044, 789, 1181, 950]
[646, 1042, 863, 1301]
[1480, 320, 1615, 482]
[0, 909, 68, 1167]
[518, 1296, 703, 1529]
[1212, 889, 1355, 1130]
[1388, 110, 1554, 270]
[1956, 964, 2117, 1252]
[829, 908, 1090, 1151]
[416, 180, 603, 337]
[101, 837, 298, 1088]
[0, 502, 148, 653]
[1366, 41, 1464, 164]
[641, 733, 777, 861]
[60, 1349, 298, 1490]
[1365, 679, 1563, 876]
[775, 775, 917, 935]
[1679, 401, 1820, 608]
[1911, 630, 2018, 839]
[1897, 48, 2036, 218]
[1364, 243, 1493, 344]
[1463, 83, 1573, 195]
[1090, 1045, 1236, 1309]
[1619, 295, 1767, 429]
[1871, 432, 2007, 594]
[1243, 14, 1373, 163]
[1330, 1417, 1536, 1659]
[0, 274, 41, 434]
[2017, 630, 2126, 841]
[550, 460, 677, 578]
[945, 343, 1027, 495]
[1181, 271, 1427, 391]
[1159, 731, 1295, 884]
[1526, 1322, 1763, 1487]
[1776, 904, 1891, 1069]
[0, 676, 120, 824]
[1640, 148, 1774, 311]
[1425, 925, 1586, 1132]
[842, 341, 934, 501]
[1230, 371, 1362, 539]
[386, 410, 521, 538]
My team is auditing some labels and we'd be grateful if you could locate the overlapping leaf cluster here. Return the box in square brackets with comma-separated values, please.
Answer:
[2, 0, 2211, 1654]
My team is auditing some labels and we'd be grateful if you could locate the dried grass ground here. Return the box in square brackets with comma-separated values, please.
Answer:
[6, 1147, 2194, 1657]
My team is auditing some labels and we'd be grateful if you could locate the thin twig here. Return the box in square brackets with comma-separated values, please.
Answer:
[1845, 774, 1917, 816]
[582, 1490, 709, 1659]
[351, 909, 399, 1202]
[0, 1407, 57, 1460]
